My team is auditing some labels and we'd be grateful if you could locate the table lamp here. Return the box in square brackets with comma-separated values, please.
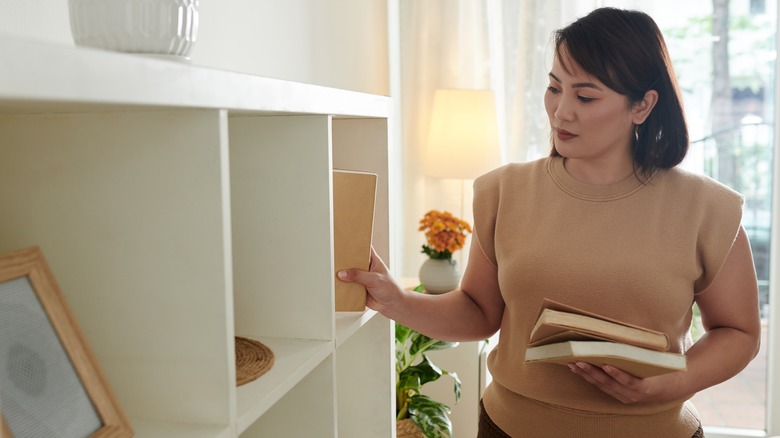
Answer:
[419, 88, 501, 287]
[423, 89, 501, 180]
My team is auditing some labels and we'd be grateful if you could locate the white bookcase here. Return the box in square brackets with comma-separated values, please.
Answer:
[0, 38, 394, 438]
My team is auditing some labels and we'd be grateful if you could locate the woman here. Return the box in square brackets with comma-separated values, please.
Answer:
[338, 7, 761, 437]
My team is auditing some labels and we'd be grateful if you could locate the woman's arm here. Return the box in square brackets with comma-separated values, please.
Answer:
[569, 226, 761, 404]
[681, 225, 762, 390]
[337, 233, 505, 342]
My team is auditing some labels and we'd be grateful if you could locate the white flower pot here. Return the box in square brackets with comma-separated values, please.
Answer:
[419, 258, 461, 294]
[68, 0, 199, 60]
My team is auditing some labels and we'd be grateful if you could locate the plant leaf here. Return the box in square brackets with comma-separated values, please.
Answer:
[403, 354, 443, 387]
[409, 395, 452, 438]
[394, 300, 461, 433]
[397, 371, 422, 395]
[446, 371, 462, 403]
[409, 332, 458, 356]
[404, 356, 461, 403]
[396, 323, 413, 344]
[396, 340, 406, 367]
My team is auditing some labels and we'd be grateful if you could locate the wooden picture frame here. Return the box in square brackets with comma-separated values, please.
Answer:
[0, 246, 132, 437]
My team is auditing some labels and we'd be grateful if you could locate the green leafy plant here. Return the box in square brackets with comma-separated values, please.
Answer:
[396, 285, 461, 438]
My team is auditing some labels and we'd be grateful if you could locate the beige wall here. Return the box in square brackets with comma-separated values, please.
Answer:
[0, 0, 389, 96]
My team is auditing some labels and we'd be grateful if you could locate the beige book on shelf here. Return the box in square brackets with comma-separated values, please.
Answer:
[529, 298, 670, 351]
[525, 340, 687, 378]
[333, 169, 377, 311]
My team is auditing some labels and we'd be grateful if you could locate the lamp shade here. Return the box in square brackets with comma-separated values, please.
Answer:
[423, 89, 501, 179]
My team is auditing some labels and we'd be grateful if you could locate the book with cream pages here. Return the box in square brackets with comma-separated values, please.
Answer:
[525, 299, 686, 377]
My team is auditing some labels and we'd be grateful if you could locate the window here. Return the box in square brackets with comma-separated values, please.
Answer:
[657, 0, 776, 435]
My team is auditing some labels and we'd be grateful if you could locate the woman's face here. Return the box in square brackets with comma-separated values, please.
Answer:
[544, 47, 638, 170]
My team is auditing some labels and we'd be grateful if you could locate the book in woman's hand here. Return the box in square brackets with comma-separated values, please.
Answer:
[333, 169, 377, 311]
[524, 299, 686, 378]
[528, 299, 670, 350]
[525, 339, 687, 378]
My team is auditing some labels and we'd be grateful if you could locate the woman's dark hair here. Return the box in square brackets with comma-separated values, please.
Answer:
[550, 7, 688, 177]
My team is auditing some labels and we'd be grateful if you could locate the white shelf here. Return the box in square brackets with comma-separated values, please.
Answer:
[0, 37, 393, 438]
[131, 419, 233, 438]
[235, 337, 333, 434]
[0, 37, 390, 117]
[336, 310, 379, 347]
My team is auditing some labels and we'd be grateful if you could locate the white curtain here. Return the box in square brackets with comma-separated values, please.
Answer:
[498, 1, 607, 162]
[398, 0, 493, 277]
[397, 0, 607, 277]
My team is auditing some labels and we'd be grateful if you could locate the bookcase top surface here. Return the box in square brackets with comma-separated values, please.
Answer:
[0, 37, 391, 117]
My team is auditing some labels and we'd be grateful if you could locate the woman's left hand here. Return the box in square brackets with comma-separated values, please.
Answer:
[567, 362, 684, 404]
[569, 226, 761, 405]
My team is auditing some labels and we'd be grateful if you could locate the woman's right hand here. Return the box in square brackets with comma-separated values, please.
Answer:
[337, 247, 405, 315]
[340, 234, 504, 342]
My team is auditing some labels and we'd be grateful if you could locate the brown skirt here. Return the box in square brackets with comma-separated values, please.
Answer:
[478, 400, 705, 438]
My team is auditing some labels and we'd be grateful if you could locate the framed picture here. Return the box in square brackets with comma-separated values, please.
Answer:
[0, 246, 133, 437]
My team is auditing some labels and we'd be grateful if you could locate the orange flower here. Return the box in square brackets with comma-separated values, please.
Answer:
[419, 210, 472, 259]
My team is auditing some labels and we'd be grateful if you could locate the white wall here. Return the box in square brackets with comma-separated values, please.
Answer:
[0, 0, 390, 96]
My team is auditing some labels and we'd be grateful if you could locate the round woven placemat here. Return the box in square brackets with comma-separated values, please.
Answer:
[235, 336, 274, 386]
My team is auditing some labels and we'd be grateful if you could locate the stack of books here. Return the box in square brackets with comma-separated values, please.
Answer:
[524, 299, 686, 378]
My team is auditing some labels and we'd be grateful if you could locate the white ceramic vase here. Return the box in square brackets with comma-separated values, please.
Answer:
[68, 0, 199, 60]
[419, 258, 461, 294]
